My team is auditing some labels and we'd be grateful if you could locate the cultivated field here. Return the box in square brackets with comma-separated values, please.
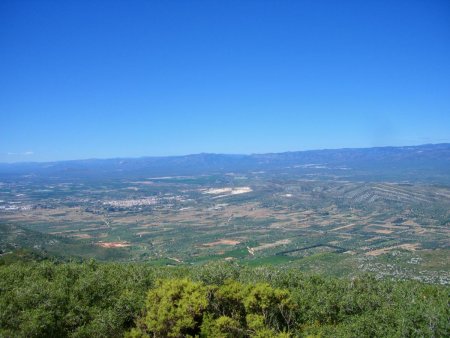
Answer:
[1, 168, 449, 284]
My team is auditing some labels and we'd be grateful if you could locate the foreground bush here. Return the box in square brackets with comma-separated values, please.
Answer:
[127, 279, 295, 337]
[0, 260, 448, 337]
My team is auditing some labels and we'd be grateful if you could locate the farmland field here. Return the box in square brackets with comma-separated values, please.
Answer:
[1, 145, 449, 284]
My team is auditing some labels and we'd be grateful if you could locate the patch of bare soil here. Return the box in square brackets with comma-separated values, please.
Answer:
[365, 243, 420, 256]
[253, 239, 291, 252]
[202, 239, 240, 247]
[97, 241, 131, 248]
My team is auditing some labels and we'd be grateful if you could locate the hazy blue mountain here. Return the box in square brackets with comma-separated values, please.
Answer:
[1, 143, 449, 183]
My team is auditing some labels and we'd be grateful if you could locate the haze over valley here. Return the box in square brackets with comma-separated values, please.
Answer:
[1, 144, 449, 284]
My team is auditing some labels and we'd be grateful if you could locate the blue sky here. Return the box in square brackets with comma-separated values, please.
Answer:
[1, 0, 449, 162]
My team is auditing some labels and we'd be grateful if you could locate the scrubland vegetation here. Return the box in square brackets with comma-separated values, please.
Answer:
[0, 257, 448, 337]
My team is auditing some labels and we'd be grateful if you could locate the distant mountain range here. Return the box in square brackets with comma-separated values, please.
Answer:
[1, 143, 450, 183]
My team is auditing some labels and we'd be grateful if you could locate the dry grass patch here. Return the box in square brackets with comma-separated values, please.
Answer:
[252, 239, 291, 252]
[365, 243, 420, 256]
[202, 239, 240, 247]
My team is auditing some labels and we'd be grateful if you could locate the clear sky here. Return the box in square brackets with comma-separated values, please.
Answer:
[1, 0, 449, 162]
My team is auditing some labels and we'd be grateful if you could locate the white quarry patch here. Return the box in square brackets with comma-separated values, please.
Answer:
[202, 187, 252, 196]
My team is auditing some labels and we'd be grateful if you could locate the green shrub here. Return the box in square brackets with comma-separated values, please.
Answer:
[127, 279, 296, 337]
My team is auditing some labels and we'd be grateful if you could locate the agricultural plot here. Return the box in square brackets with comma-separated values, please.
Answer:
[1, 169, 449, 284]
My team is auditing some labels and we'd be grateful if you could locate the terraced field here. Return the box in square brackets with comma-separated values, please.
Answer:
[1, 169, 449, 283]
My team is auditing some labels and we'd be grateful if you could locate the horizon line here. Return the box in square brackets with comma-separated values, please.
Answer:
[1, 142, 449, 165]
